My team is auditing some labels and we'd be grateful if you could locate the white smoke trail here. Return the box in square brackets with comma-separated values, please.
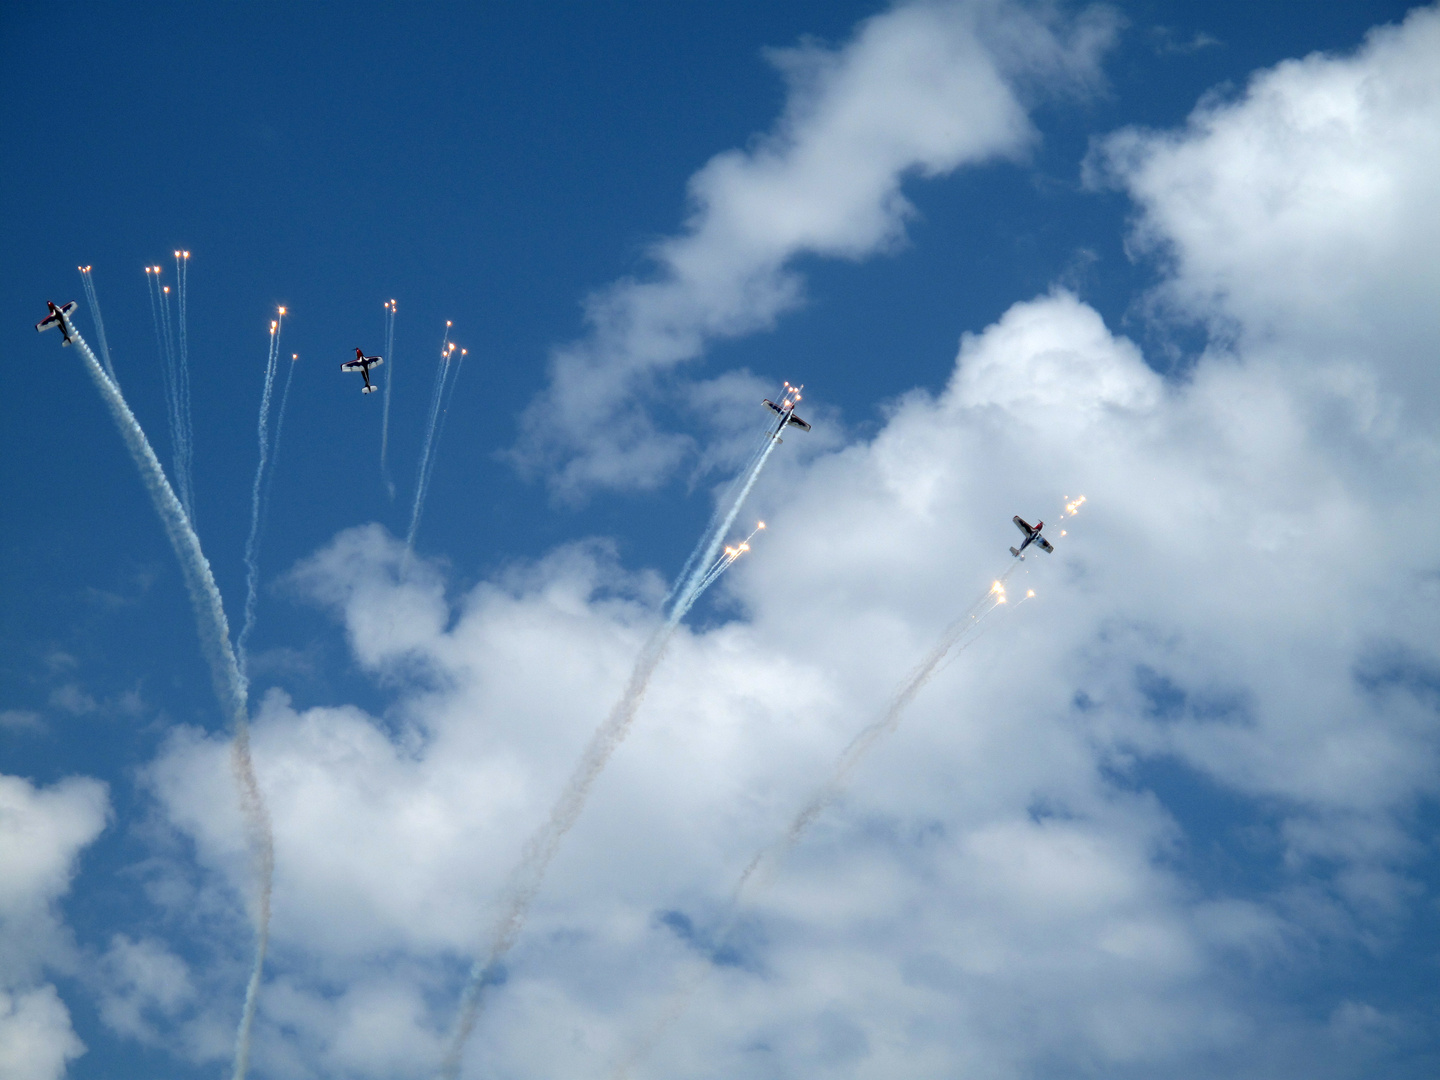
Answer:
[236, 311, 285, 684]
[258, 351, 300, 550]
[48, 315, 273, 1080]
[174, 251, 195, 522]
[145, 265, 196, 524]
[692, 521, 765, 598]
[145, 268, 180, 485]
[610, 571, 1020, 1078]
[406, 325, 456, 551]
[413, 346, 467, 540]
[380, 300, 397, 501]
[77, 266, 117, 384]
[663, 429, 774, 611]
[268, 352, 299, 490]
[671, 431, 780, 618]
[160, 279, 195, 524]
[438, 413, 789, 1079]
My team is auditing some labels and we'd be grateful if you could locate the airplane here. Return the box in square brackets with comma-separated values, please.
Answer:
[763, 382, 811, 440]
[1009, 516, 1054, 559]
[341, 347, 384, 394]
[35, 300, 79, 345]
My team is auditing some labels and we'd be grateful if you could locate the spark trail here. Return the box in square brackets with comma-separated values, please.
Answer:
[143, 268, 177, 479]
[269, 353, 300, 492]
[611, 570, 1022, 1078]
[666, 382, 801, 615]
[415, 346, 466, 537]
[237, 310, 286, 683]
[257, 352, 301, 560]
[694, 521, 765, 597]
[380, 299, 397, 500]
[406, 324, 458, 550]
[45, 310, 273, 1080]
[174, 251, 195, 521]
[77, 266, 117, 384]
[438, 390, 799, 1080]
[144, 264, 196, 523]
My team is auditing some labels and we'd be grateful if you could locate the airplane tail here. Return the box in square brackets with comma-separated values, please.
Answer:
[362, 384, 378, 394]
[1009, 547, 1021, 558]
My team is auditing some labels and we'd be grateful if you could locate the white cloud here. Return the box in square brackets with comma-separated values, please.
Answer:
[147, 290, 1439, 1076]
[1092, 4, 1440, 403]
[515, 0, 1117, 499]
[0, 987, 86, 1080]
[0, 774, 110, 983]
[96, 935, 195, 1045]
[123, 4, 1440, 1076]
[0, 774, 109, 1080]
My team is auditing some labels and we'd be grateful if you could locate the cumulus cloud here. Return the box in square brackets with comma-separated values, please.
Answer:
[515, 0, 1117, 498]
[96, 935, 195, 1044]
[119, 4, 1440, 1077]
[147, 283, 1438, 1076]
[0, 774, 109, 1080]
[1091, 4, 1440, 402]
[0, 987, 86, 1080]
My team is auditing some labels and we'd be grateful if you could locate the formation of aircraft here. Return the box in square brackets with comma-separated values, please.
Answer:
[34, 301, 1072, 569]
[341, 347, 384, 394]
[1009, 516, 1054, 558]
[35, 300, 78, 345]
[764, 381, 811, 440]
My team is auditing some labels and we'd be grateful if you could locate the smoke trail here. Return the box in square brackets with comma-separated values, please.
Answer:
[412, 346, 467, 542]
[670, 430, 781, 618]
[257, 351, 300, 557]
[144, 268, 178, 471]
[159, 279, 195, 523]
[767, 572, 1014, 866]
[380, 300, 397, 500]
[145, 265, 196, 524]
[610, 571, 1020, 1078]
[438, 412, 790, 1079]
[174, 251, 195, 522]
[237, 311, 285, 682]
[663, 426, 775, 612]
[406, 324, 456, 550]
[692, 522, 765, 598]
[267, 353, 299, 497]
[47, 314, 273, 1080]
[77, 266, 117, 384]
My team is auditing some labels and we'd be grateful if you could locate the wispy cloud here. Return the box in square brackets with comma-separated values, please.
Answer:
[515, 0, 1118, 500]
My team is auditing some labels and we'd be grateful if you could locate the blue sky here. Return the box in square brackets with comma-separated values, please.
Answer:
[2, 2, 1438, 1078]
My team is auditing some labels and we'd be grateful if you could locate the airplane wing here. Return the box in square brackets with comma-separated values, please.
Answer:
[763, 399, 783, 415]
[1037, 537, 1054, 553]
[1013, 516, 1037, 538]
[365, 355, 383, 368]
[36, 302, 78, 332]
[341, 359, 365, 371]
[787, 412, 812, 432]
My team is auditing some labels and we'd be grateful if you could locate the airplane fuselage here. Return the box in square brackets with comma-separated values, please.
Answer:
[36, 300, 78, 345]
[763, 391, 811, 439]
[343, 348, 383, 394]
[1009, 516, 1052, 558]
